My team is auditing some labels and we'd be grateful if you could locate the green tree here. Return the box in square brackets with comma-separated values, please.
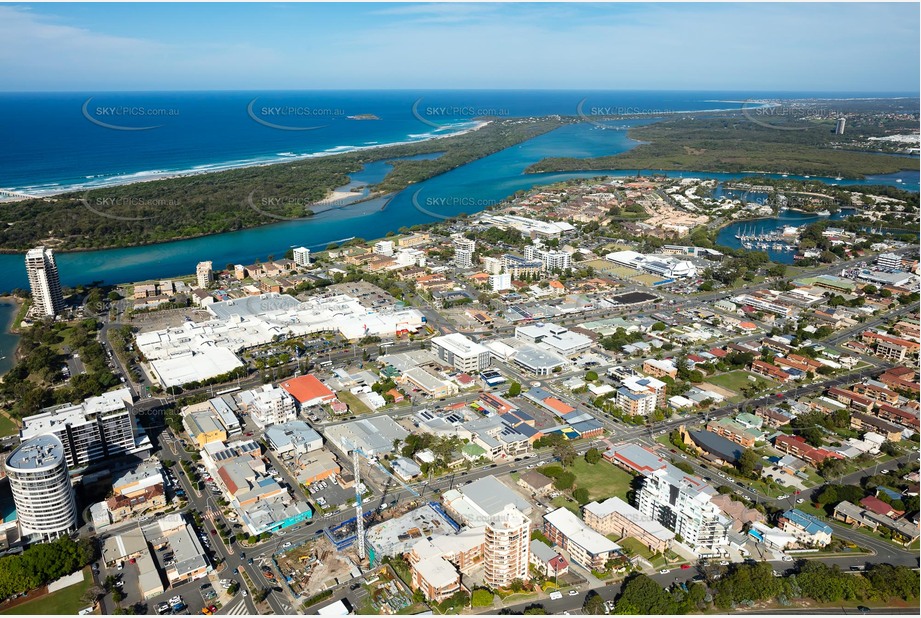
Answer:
[738, 448, 760, 477]
[507, 381, 522, 397]
[584, 447, 602, 465]
[583, 590, 606, 615]
[573, 487, 590, 504]
[614, 574, 677, 614]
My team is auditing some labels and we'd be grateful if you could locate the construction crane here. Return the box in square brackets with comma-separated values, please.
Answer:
[343, 439, 419, 565]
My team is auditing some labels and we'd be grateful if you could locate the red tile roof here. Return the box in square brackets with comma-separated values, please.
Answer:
[860, 495, 895, 516]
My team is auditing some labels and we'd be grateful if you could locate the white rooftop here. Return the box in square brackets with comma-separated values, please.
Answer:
[544, 507, 621, 555]
[583, 497, 675, 542]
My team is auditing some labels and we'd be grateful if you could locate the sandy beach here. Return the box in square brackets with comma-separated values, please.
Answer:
[0, 120, 492, 203]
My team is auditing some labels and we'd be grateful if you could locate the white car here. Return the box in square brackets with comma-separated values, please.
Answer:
[282, 542, 292, 548]
[169, 596, 182, 605]
[719, 561, 730, 566]
[782, 556, 793, 562]
[778, 495, 788, 500]
[659, 569, 670, 574]
[242, 591, 248, 598]
[796, 498, 805, 504]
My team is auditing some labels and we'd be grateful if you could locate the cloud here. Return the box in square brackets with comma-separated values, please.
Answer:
[0, 2, 916, 91]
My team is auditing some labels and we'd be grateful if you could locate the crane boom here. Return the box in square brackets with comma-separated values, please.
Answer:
[353, 446, 364, 562]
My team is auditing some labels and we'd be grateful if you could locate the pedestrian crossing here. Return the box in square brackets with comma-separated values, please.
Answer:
[221, 600, 249, 616]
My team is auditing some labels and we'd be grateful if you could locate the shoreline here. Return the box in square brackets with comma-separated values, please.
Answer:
[0, 296, 24, 380]
[0, 120, 491, 202]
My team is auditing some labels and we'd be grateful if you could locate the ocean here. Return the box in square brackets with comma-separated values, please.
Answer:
[0, 90, 917, 294]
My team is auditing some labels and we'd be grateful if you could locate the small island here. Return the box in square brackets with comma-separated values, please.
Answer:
[348, 114, 380, 120]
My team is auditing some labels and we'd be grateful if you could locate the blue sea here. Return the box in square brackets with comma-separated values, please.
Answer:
[0, 90, 917, 295]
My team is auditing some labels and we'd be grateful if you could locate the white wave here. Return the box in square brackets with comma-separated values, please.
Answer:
[10, 121, 491, 198]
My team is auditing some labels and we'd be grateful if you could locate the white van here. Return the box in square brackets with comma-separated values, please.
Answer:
[549, 591, 563, 600]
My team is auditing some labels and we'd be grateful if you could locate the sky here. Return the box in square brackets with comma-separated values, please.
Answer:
[0, 2, 918, 92]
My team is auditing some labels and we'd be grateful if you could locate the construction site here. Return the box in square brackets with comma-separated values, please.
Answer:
[274, 535, 360, 597]
[355, 565, 428, 615]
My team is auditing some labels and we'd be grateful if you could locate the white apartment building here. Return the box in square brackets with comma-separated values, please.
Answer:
[240, 384, 297, 429]
[453, 237, 476, 269]
[616, 376, 667, 416]
[431, 333, 491, 373]
[484, 505, 531, 589]
[196, 261, 214, 288]
[395, 248, 426, 267]
[524, 245, 572, 271]
[455, 249, 474, 269]
[373, 240, 395, 256]
[4, 434, 77, 541]
[482, 256, 503, 275]
[25, 246, 65, 317]
[876, 252, 902, 270]
[636, 466, 730, 552]
[292, 247, 311, 266]
[489, 273, 512, 292]
[19, 388, 140, 469]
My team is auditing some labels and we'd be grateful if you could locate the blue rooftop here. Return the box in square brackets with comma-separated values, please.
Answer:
[783, 509, 832, 536]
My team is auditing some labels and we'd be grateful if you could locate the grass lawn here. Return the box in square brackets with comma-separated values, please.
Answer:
[617, 537, 654, 560]
[551, 495, 581, 515]
[568, 457, 635, 501]
[796, 502, 829, 519]
[1, 568, 94, 615]
[704, 370, 775, 399]
[617, 537, 667, 569]
[336, 390, 372, 415]
[0, 414, 19, 438]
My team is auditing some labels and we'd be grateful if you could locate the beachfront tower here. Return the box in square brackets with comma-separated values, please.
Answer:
[25, 246, 65, 317]
[4, 434, 77, 541]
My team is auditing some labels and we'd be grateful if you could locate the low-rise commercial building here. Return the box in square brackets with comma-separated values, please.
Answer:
[431, 333, 492, 373]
